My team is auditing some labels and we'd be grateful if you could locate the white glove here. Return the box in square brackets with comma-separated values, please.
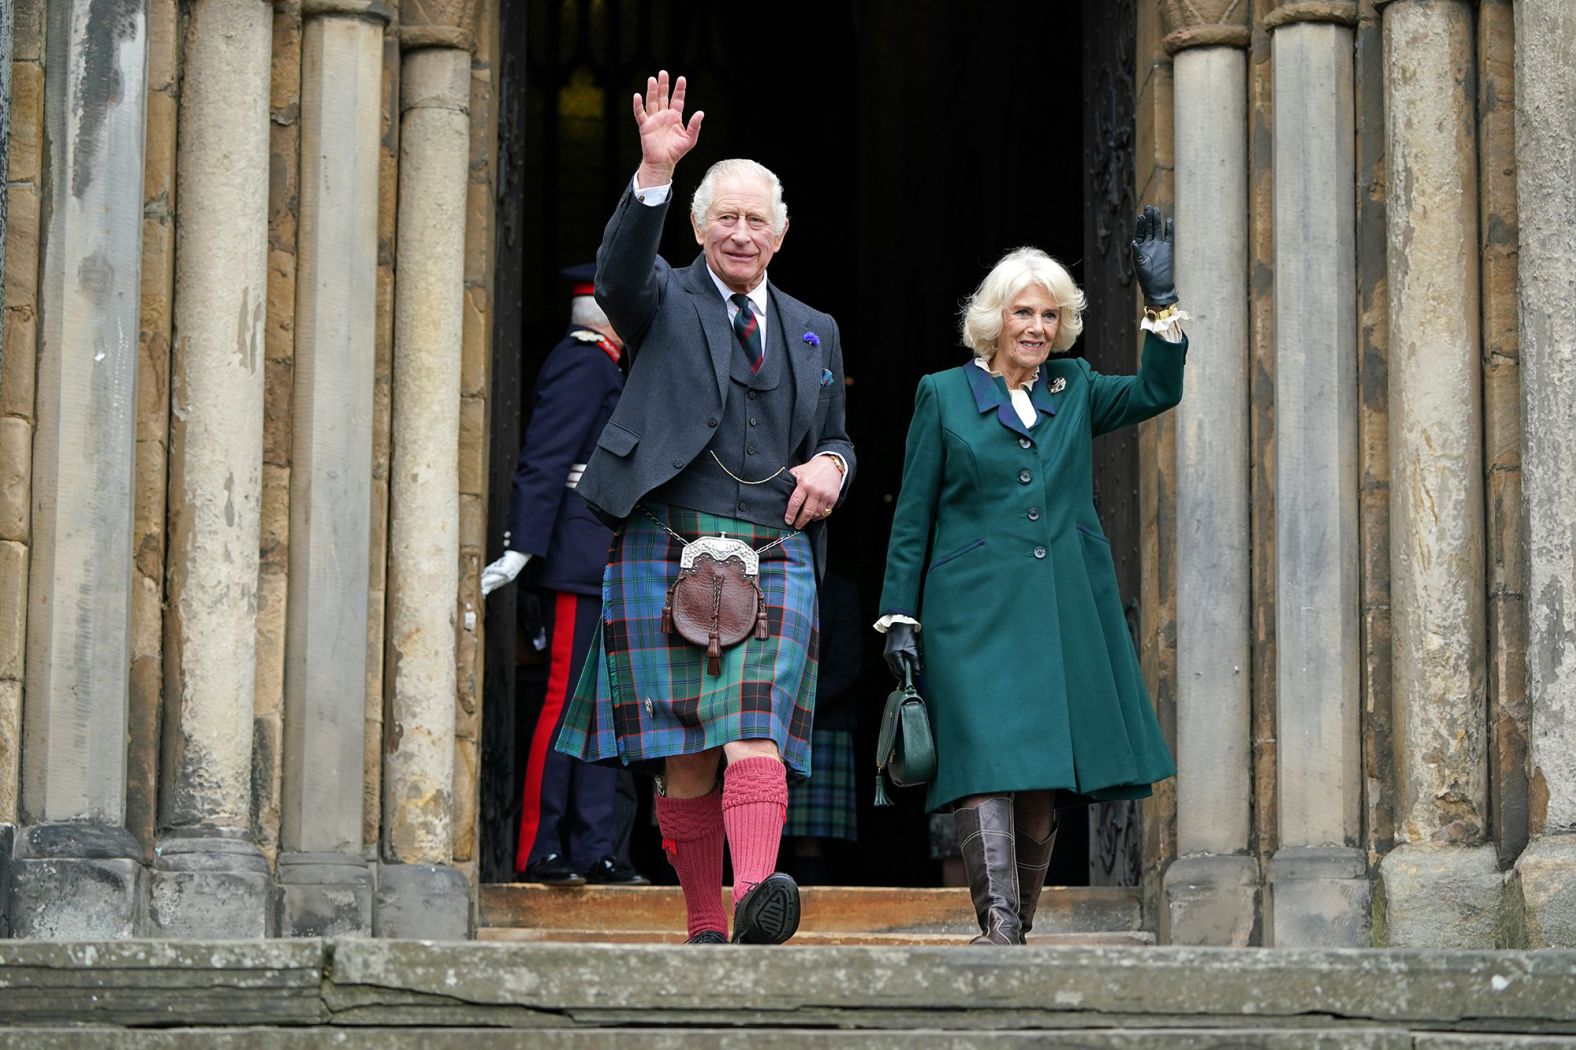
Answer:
[480, 550, 530, 597]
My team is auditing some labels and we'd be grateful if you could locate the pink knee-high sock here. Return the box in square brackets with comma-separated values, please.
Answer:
[653, 790, 727, 938]
[721, 756, 788, 904]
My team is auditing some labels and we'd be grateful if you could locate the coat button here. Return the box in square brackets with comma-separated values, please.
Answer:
[673, 458, 684, 468]
[738, 501, 746, 511]
[1033, 546, 1046, 559]
[1019, 437, 1032, 449]
[707, 417, 719, 428]
[1027, 508, 1040, 521]
[748, 390, 759, 400]
[1018, 469, 1032, 484]
[749, 417, 758, 426]
[748, 446, 758, 455]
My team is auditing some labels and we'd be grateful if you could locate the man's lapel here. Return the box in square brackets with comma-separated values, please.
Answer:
[682, 257, 732, 401]
[770, 286, 820, 447]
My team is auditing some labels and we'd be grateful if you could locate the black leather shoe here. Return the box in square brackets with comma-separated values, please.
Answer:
[684, 929, 728, 944]
[730, 872, 801, 944]
[520, 852, 586, 886]
[585, 856, 650, 885]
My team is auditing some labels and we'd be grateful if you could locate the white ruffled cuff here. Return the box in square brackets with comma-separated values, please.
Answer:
[873, 613, 920, 634]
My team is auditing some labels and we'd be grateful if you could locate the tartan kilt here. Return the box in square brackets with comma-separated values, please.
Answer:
[554, 503, 820, 779]
[785, 728, 858, 841]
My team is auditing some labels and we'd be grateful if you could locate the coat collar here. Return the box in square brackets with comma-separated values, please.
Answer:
[966, 360, 1057, 443]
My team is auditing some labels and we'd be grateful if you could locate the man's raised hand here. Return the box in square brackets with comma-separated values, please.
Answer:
[634, 70, 703, 188]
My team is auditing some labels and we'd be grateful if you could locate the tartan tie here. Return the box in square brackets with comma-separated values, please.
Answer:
[730, 293, 763, 374]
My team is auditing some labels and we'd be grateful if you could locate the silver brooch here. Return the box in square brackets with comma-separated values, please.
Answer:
[1049, 377, 1067, 394]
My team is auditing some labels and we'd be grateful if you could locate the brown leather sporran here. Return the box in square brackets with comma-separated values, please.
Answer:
[662, 554, 768, 676]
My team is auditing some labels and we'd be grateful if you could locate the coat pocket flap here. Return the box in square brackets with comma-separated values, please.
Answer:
[596, 420, 640, 458]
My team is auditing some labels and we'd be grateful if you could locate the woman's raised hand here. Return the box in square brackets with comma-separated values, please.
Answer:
[633, 70, 704, 187]
[1131, 204, 1177, 307]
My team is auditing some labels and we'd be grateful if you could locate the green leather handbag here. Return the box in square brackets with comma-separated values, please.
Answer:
[873, 666, 936, 807]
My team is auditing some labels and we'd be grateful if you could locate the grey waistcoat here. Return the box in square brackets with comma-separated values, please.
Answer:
[650, 303, 799, 529]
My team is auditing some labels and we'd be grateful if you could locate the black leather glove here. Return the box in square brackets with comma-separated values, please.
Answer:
[1131, 204, 1177, 307]
[882, 621, 920, 684]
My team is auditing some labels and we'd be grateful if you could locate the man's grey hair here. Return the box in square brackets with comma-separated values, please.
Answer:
[571, 293, 611, 329]
[690, 158, 789, 235]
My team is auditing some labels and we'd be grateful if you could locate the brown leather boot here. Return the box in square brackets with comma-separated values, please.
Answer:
[1015, 819, 1058, 944]
[954, 796, 1021, 945]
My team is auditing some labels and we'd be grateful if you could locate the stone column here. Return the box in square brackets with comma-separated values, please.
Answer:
[1513, 0, 1576, 949]
[0, 0, 12, 330]
[277, 0, 386, 937]
[376, 5, 475, 940]
[149, 0, 274, 938]
[1159, 0, 1258, 947]
[1370, 0, 1505, 948]
[10, 0, 150, 938]
[1263, 0, 1370, 947]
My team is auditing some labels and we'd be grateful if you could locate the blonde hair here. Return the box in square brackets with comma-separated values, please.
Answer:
[960, 247, 1086, 356]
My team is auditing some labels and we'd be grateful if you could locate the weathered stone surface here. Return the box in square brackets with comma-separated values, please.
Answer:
[325, 941, 1576, 1029]
[282, 11, 383, 858]
[1172, 44, 1252, 861]
[0, 679, 21, 823]
[374, 861, 470, 940]
[277, 851, 373, 938]
[1375, 842, 1509, 948]
[24, 0, 150, 828]
[0, 414, 30, 542]
[149, 834, 273, 939]
[0, 1029, 1427, 1049]
[1383, 0, 1488, 849]
[1515, 0, 1576, 836]
[1272, 19, 1361, 850]
[7, 852, 146, 939]
[1163, 854, 1259, 946]
[163, 0, 274, 842]
[0, 536, 26, 680]
[1266, 846, 1371, 947]
[0, 940, 327, 1027]
[384, 45, 469, 867]
[1513, 834, 1576, 948]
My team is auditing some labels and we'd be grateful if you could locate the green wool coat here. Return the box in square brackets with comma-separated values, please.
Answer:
[878, 332, 1186, 812]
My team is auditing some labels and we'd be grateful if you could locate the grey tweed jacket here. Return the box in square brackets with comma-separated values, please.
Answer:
[577, 184, 856, 575]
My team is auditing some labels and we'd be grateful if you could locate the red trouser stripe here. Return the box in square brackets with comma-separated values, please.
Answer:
[515, 590, 580, 872]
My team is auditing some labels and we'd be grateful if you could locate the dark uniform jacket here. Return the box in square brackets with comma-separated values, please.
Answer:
[577, 185, 857, 576]
[505, 326, 624, 596]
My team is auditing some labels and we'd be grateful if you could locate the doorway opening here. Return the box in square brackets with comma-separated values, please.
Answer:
[481, 0, 1142, 892]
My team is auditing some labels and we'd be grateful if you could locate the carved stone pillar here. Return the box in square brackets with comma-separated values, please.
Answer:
[1369, 0, 1506, 949]
[151, 0, 275, 940]
[1263, 0, 1370, 947]
[1512, 0, 1576, 949]
[277, 0, 388, 937]
[376, 0, 476, 940]
[9, 0, 150, 938]
[1159, 0, 1258, 947]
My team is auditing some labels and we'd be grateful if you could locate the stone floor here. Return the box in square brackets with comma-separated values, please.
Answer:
[1, 939, 1575, 1047]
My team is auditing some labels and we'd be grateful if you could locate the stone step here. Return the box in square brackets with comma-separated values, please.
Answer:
[2, 939, 1574, 1040]
[478, 883, 1141, 936]
[476, 927, 1157, 946]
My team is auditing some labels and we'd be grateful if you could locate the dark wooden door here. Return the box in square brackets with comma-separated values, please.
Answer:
[1080, 0, 1143, 889]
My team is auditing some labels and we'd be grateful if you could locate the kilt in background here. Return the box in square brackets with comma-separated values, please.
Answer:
[784, 727, 858, 841]
[556, 503, 819, 779]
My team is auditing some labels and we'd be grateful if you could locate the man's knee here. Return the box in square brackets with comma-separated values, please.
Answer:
[722, 739, 781, 765]
[663, 750, 722, 798]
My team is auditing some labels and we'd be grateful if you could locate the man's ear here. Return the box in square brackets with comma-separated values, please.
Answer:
[692, 212, 705, 245]
[773, 219, 789, 250]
